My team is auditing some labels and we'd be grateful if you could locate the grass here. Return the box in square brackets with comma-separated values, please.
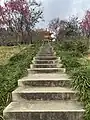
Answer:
[0, 43, 40, 117]
[0, 45, 27, 65]
[54, 42, 90, 120]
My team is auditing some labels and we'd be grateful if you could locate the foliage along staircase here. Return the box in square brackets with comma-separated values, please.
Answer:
[3, 42, 85, 120]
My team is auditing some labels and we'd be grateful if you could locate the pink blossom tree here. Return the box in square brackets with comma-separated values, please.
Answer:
[80, 10, 90, 37]
[0, 0, 43, 44]
[80, 10, 90, 48]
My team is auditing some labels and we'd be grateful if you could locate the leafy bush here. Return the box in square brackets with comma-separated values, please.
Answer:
[60, 40, 88, 54]
[71, 67, 90, 104]
[67, 51, 83, 57]
[76, 41, 88, 54]
[61, 40, 76, 51]
[85, 104, 90, 120]
[61, 56, 82, 71]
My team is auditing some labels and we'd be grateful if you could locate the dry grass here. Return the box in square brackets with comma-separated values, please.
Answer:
[0, 45, 27, 65]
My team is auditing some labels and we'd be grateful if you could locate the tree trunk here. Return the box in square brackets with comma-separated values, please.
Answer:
[21, 31, 24, 44]
[30, 30, 33, 44]
[28, 30, 33, 44]
[16, 32, 20, 45]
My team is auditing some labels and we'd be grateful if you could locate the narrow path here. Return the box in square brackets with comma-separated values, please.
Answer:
[3, 42, 85, 120]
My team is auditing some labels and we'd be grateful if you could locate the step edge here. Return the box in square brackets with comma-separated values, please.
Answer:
[18, 78, 71, 81]
[4, 109, 85, 113]
[12, 90, 77, 94]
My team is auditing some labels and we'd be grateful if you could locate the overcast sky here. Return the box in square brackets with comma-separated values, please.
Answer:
[1, 0, 90, 28]
[36, 0, 90, 28]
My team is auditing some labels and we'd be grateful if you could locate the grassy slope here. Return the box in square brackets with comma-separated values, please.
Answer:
[54, 42, 90, 120]
[0, 45, 27, 65]
[0, 43, 40, 117]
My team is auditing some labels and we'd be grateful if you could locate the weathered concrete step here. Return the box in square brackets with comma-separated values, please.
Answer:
[18, 73, 71, 87]
[37, 52, 54, 54]
[28, 68, 66, 73]
[39, 48, 54, 52]
[33, 59, 60, 64]
[37, 52, 55, 56]
[18, 79, 71, 87]
[37, 53, 55, 56]
[20, 73, 70, 79]
[3, 100, 85, 120]
[35, 56, 57, 60]
[36, 55, 55, 57]
[12, 87, 77, 101]
[36, 52, 56, 56]
[30, 64, 63, 68]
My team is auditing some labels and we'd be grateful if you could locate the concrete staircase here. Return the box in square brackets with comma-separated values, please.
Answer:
[3, 42, 85, 120]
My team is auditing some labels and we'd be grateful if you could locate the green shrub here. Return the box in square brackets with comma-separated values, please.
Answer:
[71, 67, 90, 104]
[85, 104, 90, 120]
[68, 51, 83, 57]
[76, 41, 88, 54]
[61, 56, 82, 71]
[58, 40, 88, 54]
[61, 40, 76, 51]
[71, 67, 90, 120]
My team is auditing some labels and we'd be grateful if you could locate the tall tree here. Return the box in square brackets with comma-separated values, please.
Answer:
[25, 0, 43, 44]
[49, 18, 60, 33]
[65, 17, 80, 38]
[49, 16, 80, 40]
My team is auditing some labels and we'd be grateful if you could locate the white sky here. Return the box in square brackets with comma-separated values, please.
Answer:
[36, 0, 90, 28]
[1, 0, 90, 28]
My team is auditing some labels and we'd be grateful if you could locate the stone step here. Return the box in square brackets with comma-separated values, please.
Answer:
[30, 64, 57, 68]
[28, 68, 66, 73]
[37, 51, 55, 56]
[3, 100, 85, 120]
[39, 48, 54, 53]
[37, 52, 55, 55]
[18, 73, 71, 87]
[38, 51, 54, 55]
[18, 79, 71, 87]
[21, 73, 70, 79]
[37, 52, 56, 56]
[12, 87, 77, 101]
[35, 56, 57, 60]
[37, 51, 55, 55]
[33, 59, 60, 64]
[37, 54, 55, 57]
[30, 64, 63, 68]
